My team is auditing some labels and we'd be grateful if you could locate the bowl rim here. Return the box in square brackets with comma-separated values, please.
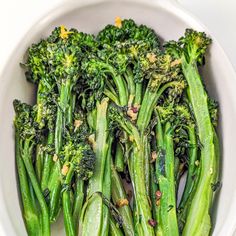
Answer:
[1, 0, 236, 235]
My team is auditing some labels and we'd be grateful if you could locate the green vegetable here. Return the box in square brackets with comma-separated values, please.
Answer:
[165, 29, 218, 236]
[14, 20, 220, 236]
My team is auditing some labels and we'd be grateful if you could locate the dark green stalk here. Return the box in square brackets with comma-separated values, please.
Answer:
[35, 144, 44, 183]
[104, 89, 120, 105]
[72, 179, 84, 235]
[137, 88, 159, 133]
[115, 142, 125, 172]
[150, 164, 158, 226]
[134, 82, 142, 105]
[103, 64, 128, 106]
[81, 98, 109, 235]
[15, 132, 40, 236]
[124, 67, 135, 101]
[156, 123, 179, 236]
[21, 139, 50, 236]
[182, 60, 216, 236]
[49, 79, 72, 221]
[132, 143, 154, 235]
[41, 132, 54, 191]
[67, 94, 76, 127]
[55, 79, 72, 153]
[47, 162, 62, 222]
[178, 165, 200, 233]
[138, 81, 181, 134]
[111, 161, 134, 236]
[212, 129, 220, 205]
[144, 136, 151, 198]
[178, 125, 197, 210]
[155, 109, 164, 235]
[62, 164, 75, 236]
[110, 218, 124, 236]
[100, 136, 113, 236]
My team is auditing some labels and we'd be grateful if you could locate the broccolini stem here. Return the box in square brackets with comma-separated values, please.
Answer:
[156, 123, 179, 236]
[50, 79, 71, 222]
[41, 132, 54, 191]
[35, 144, 44, 183]
[109, 218, 124, 236]
[47, 163, 62, 222]
[115, 142, 125, 172]
[150, 164, 158, 228]
[66, 94, 76, 127]
[144, 136, 151, 198]
[111, 161, 134, 236]
[15, 132, 41, 236]
[72, 179, 84, 236]
[181, 60, 216, 236]
[104, 88, 120, 105]
[134, 82, 142, 105]
[137, 88, 159, 133]
[124, 67, 135, 101]
[21, 139, 50, 236]
[100, 136, 112, 236]
[133, 144, 154, 236]
[82, 98, 109, 235]
[55, 79, 71, 153]
[62, 164, 76, 236]
[155, 109, 164, 235]
[104, 64, 128, 106]
[178, 125, 197, 210]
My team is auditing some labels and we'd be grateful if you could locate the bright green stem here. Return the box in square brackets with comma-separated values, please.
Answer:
[150, 164, 158, 226]
[100, 137, 112, 236]
[212, 129, 220, 206]
[35, 144, 44, 183]
[87, 109, 97, 131]
[178, 125, 197, 210]
[55, 79, 71, 153]
[111, 162, 134, 236]
[62, 164, 75, 236]
[66, 93, 76, 126]
[124, 67, 135, 100]
[72, 179, 84, 235]
[21, 140, 50, 236]
[144, 136, 151, 198]
[134, 82, 142, 105]
[109, 218, 124, 236]
[155, 110, 164, 235]
[182, 60, 216, 236]
[133, 200, 143, 236]
[104, 89, 120, 105]
[15, 132, 41, 236]
[81, 98, 109, 235]
[47, 162, 61, 222]
[137, 89, 158, 133]
[115, 142, 125, 172]
[41, 132, 54, 191]
[156, 123, 179, 236]
[178, 165, 200, 233]
[133, 143, 154, 236]
[138, 81, 181, 134]
[50, 79, 72, 221]
[103, 64, 128, 106]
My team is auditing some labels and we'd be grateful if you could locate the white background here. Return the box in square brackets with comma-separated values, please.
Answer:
[0, 0, 235, 235]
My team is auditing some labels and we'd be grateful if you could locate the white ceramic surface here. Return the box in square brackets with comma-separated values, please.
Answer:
[1, 0, 236, 235]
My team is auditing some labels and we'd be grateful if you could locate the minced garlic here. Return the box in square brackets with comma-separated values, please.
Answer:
[115, 16, 122, 28]
[116, 198, 129, 207]
[60, 25, 73, 39]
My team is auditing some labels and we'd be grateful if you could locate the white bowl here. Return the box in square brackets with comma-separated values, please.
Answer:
[1, 0, 236, 235]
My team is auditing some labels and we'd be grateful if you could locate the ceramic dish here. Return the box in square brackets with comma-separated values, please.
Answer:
[1, 0, 236, 235]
